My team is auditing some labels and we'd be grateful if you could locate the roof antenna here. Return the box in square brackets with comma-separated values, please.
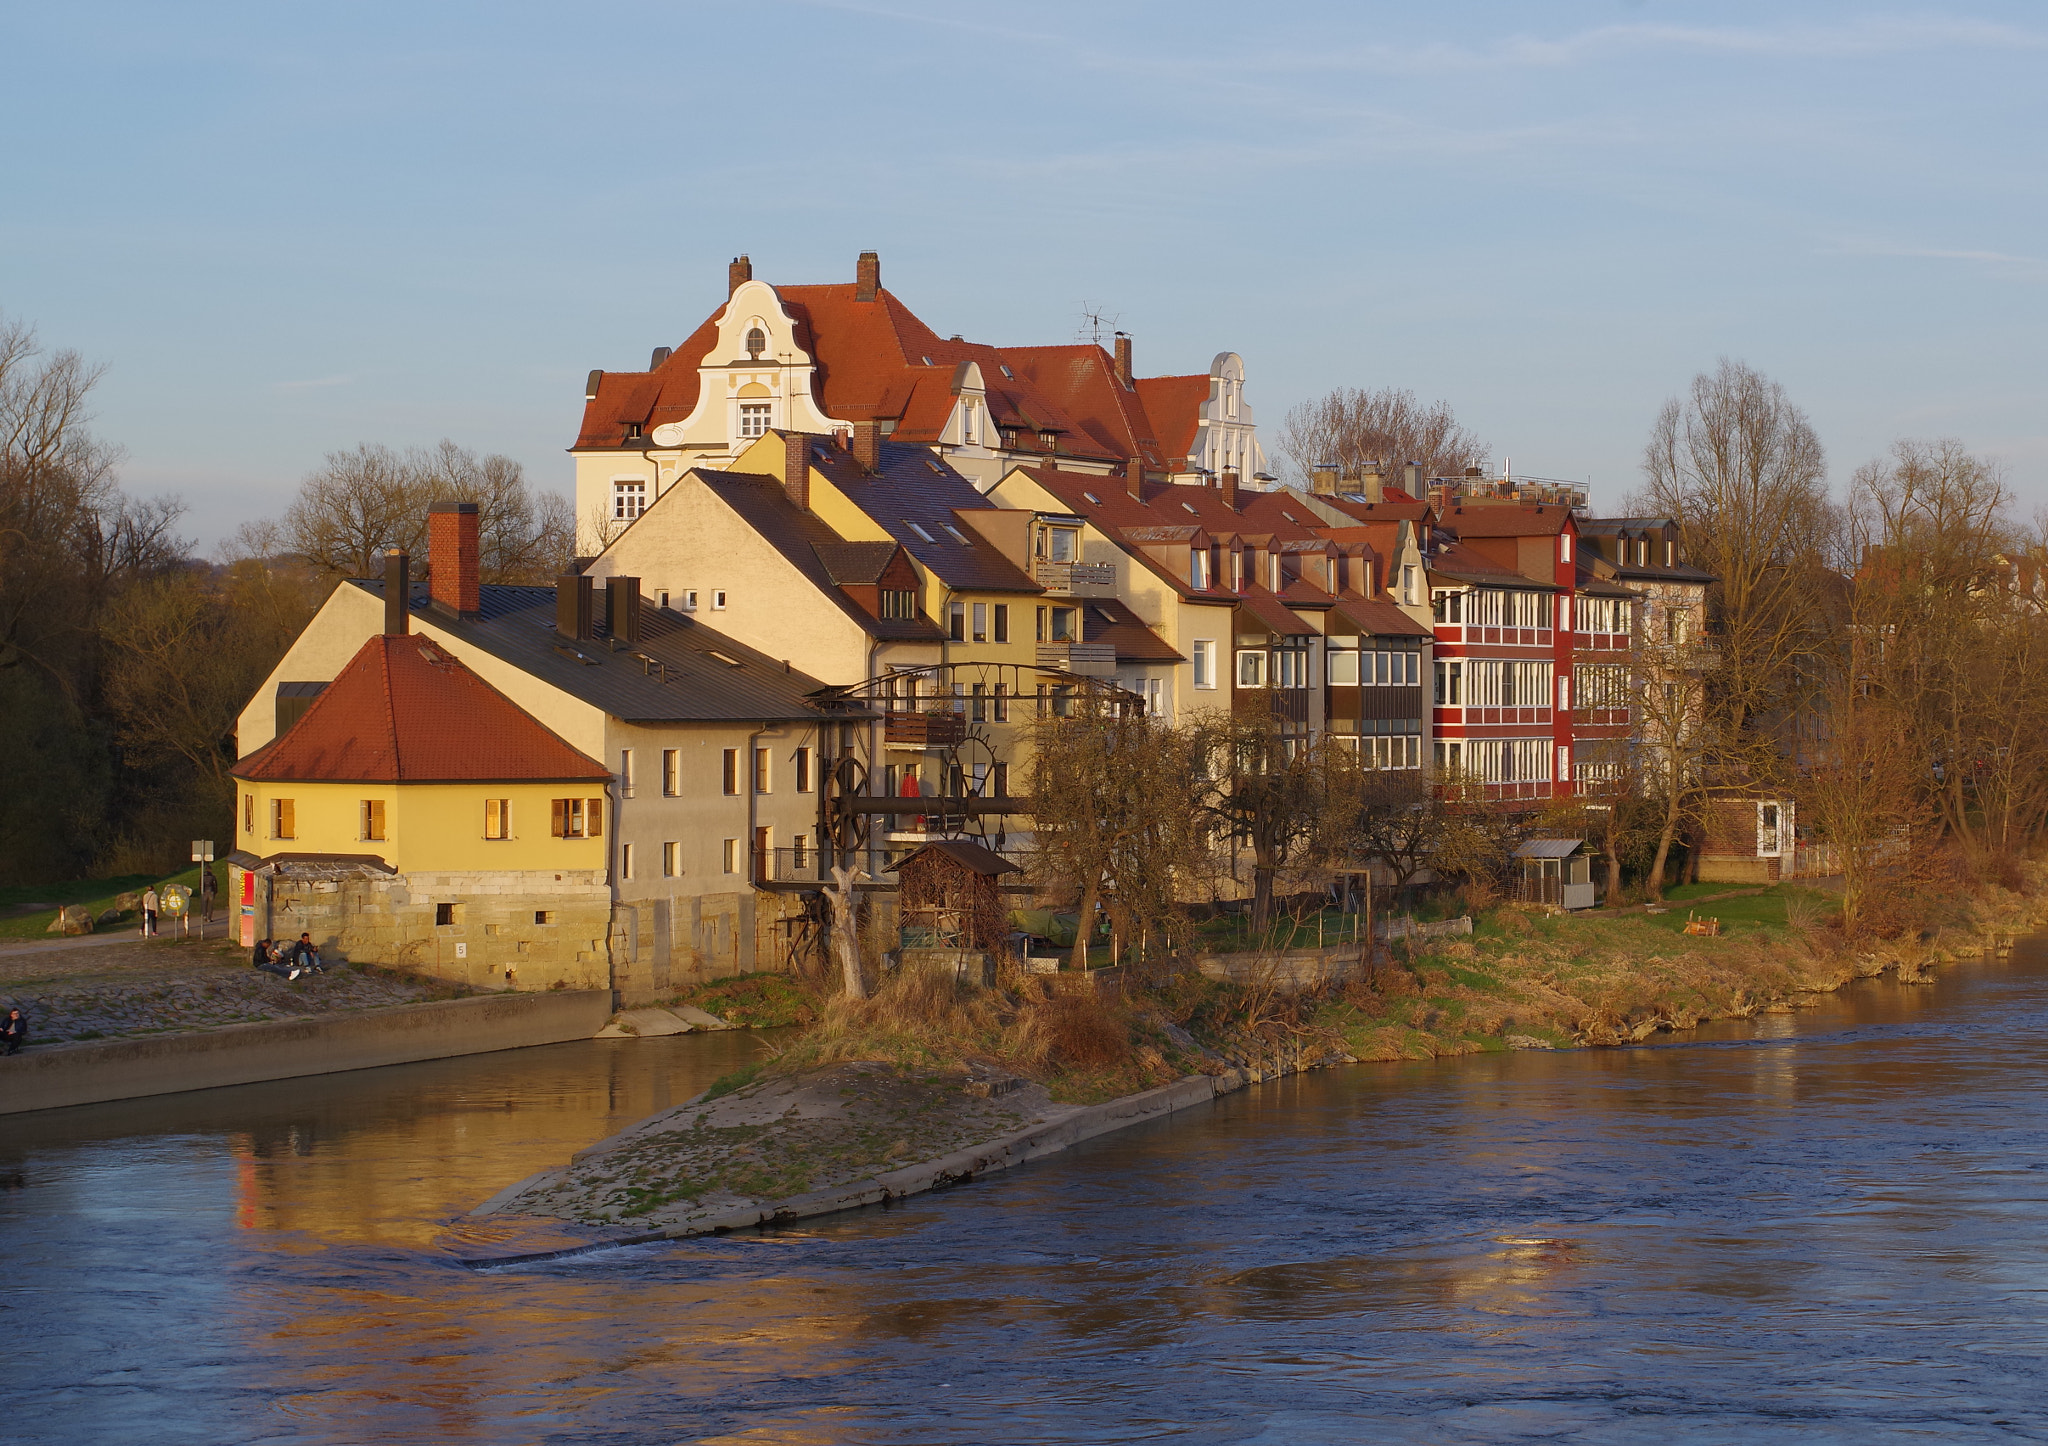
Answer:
[1075, 302, 1120, 346]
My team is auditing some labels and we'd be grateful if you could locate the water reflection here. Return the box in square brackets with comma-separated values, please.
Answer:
[6, 954, 2048, 1443]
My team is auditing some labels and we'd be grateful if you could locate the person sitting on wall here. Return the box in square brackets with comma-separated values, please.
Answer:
[291, 933, 325, 973]
[1, 1007, 26, 1056]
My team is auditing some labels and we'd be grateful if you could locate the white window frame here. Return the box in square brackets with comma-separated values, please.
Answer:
[612, 479, 647, 521]
[737, 402, 772, 439]
[1192, 639, 1217, 690]
[1236, 649, 1268, 688]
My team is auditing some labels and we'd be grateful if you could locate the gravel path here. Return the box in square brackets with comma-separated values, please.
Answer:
[0, 936, 470, 1044]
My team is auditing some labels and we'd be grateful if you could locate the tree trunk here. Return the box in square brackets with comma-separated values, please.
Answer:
[1647, 792, 1685, 900]
[1251, 851, 1276, 932]
[827, 865, 867, 999]
[1071, 872, 1101, 972]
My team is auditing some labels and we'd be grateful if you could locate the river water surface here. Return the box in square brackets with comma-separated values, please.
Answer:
[6, 946, 2048, 1444]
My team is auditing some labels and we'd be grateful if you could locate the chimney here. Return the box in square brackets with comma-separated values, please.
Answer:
[852, 419, 882, 473]
[605, 576, 642, 644]
[1220, 469, 1240, 510]
[427, 501, 480, 618]
[1310, 462, 1338, 495]
[383, 549, 410, 635]
[1113, 332, 1133, 387]
[1127, 455, 1145, 500]
[784, 431, 812, 510]
[1402, 461, 1424, 496]
[1362, 467, 1386, 504]
[855, 250, 880, 302]
[555, 573, 593, 640]
[728, 254, 752, 295]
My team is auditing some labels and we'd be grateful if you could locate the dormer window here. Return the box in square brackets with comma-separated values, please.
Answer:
[745, 327, 766, 359]
[1665, 539, 1675, 568]
[879, 589, 917, 620]
[1038, 430, 1057, 450]
[1190, 548, 1210, 590]
[624, 422, 643, 441]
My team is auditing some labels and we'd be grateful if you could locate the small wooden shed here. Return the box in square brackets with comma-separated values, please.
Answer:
[890, 839, 1020, 951]
[1515, 839, 1596, 909]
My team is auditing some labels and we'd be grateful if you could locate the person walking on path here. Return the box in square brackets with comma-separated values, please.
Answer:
[140, 885, 160, 938]
[1, 1007, 27, 1055]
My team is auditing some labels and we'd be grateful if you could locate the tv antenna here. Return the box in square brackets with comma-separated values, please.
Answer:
[1075, 302, 1121, 346]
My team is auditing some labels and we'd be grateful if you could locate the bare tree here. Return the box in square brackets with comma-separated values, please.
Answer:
[278, 439, 575, 583]
[1028, 696, 1203, 970]
[1640, 360, 1833, 747]
[1276, 387, 1488, 488]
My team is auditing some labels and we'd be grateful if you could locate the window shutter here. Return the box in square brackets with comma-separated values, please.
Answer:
[587, 798, 603, 837]
[552, 798, 567, 837]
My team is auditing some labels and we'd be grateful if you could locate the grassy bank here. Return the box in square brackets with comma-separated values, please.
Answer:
[674, 870, 2048, 1098]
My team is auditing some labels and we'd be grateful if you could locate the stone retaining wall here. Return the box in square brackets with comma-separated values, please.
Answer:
[0, 989, 612, 1116]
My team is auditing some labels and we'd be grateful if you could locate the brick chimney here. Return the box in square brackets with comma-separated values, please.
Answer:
[1126, 455, 1145, 500]
[383, 549, 410, 635]
[605, 576, 641, 643]
[852, 419, 882, 473]
[1220, 469, 1240, 511]
[1113, 332, 1132, 387]
[855, 250, 880, 302]
[427, 501, 480, 618]
[729, 254, 752, 295]
[556, 573, 593, 640]
[784, 431, 812, 510]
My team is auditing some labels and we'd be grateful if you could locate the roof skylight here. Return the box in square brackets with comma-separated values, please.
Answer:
[904, 521, 936, 542]
[941, 524, 972, 545]
[1082, 492, 1101, 505]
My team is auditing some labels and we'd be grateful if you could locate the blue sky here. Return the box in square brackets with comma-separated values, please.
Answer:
[3, 1, 2044, 547]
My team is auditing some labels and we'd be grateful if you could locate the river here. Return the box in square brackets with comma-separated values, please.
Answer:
[5, 945, 2048, 1444]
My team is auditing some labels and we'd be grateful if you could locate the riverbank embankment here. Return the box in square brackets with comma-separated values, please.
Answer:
[0, 989, 612, 1115]
[455, 875, 2048, 1261]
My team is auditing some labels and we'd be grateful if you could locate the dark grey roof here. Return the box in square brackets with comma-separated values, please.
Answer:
[808, 438, 1043, 594]
[349, 579, 871, 726]
[813, 541, 898, 585]
[1515, 839, 1585, 858]
[887, 838, 1019, 875]
[690, 469, 945, 641]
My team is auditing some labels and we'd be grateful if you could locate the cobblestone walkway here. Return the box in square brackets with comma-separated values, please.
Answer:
[0, 936, 469, 1044]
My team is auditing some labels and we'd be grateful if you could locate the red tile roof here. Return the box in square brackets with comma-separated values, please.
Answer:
[574, 281, 1224, 476]
[1134, 374, 1215, 465]
[233, 634, 610, 784]
[1438, 504, 1573, 538]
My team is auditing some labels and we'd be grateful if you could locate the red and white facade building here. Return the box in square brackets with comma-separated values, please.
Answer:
[1424, 505, 1583, 800]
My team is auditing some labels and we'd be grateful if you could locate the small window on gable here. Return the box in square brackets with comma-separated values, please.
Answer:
[745, 326, 766, 358]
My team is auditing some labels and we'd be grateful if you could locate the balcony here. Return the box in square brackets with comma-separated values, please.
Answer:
[1033, 559, 1116, 595]
[884, 711, 968, 747]
[1036, 641, 1116, 676]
